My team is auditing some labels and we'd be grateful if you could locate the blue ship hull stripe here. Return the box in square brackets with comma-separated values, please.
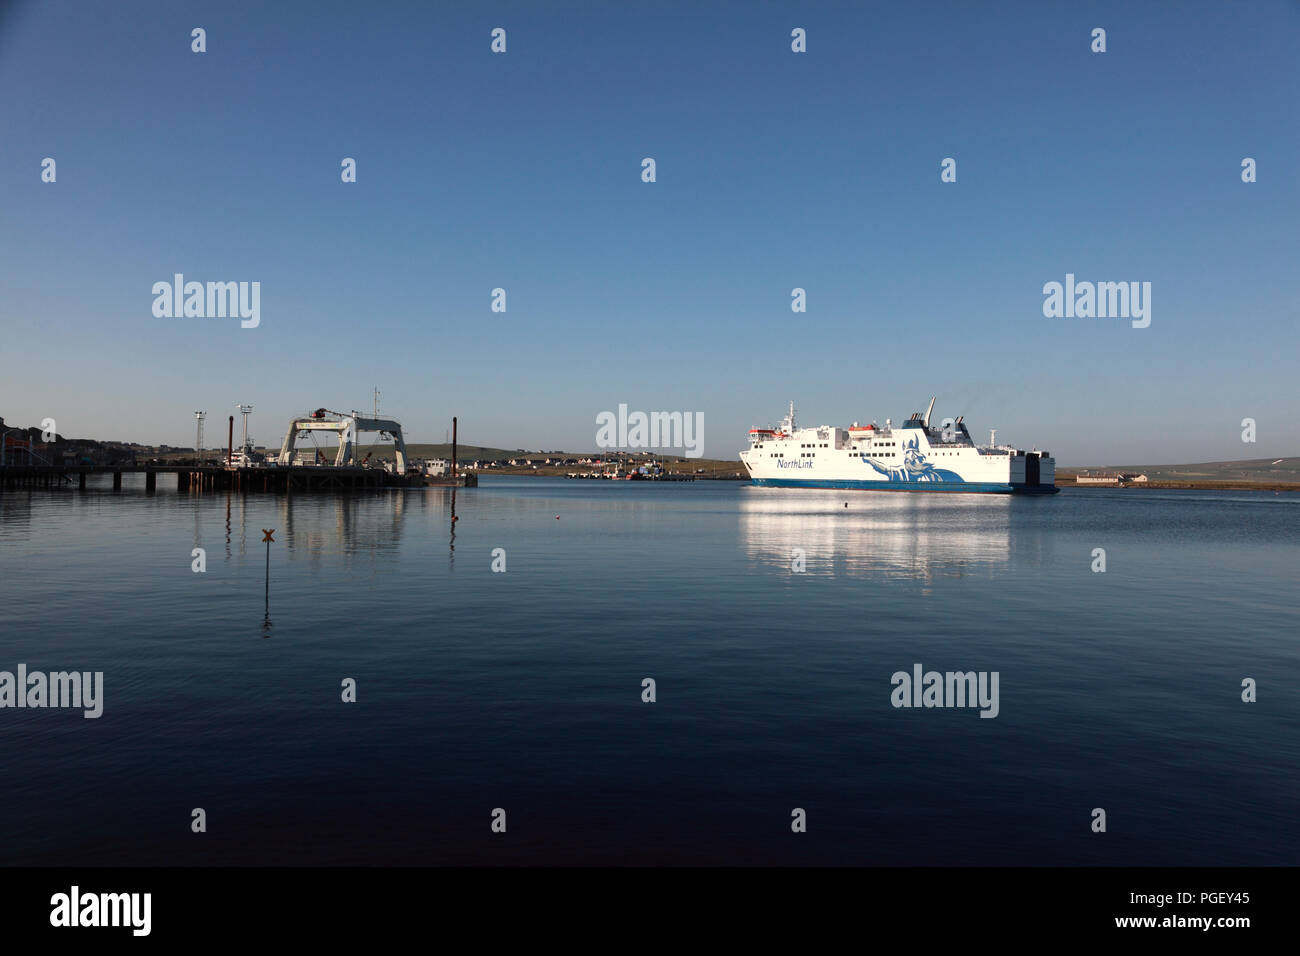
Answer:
[749, 478, 1059, 495]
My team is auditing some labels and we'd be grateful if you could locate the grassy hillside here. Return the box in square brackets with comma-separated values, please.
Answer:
[1059, 457, 1299, 482]
[353, 442, 744, 477]
[353, 442, 550, 461]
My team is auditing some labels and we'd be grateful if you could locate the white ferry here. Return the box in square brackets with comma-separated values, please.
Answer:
[740, 399, 1058, 494]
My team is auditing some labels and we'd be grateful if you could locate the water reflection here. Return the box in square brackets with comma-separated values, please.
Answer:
[448, 489, 458, 568]
[267, 491, 415, 563]
[0, 492, 33, 536]
[739, 488, 1012, 583]
[214, 489, 468, 567]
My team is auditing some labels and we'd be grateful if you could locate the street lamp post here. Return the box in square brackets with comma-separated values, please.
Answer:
[194, 411, 206, 464]
[237, 404, 254, 456]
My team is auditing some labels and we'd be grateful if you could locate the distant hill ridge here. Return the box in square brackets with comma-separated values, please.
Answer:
[353, 443, 601, 461]
[1061, 458, 1297, 482]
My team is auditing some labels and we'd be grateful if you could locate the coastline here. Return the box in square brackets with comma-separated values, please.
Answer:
[1054, 478, 1300, 492]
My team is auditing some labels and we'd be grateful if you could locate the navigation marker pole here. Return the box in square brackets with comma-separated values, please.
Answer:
[261, 528, 275, 635]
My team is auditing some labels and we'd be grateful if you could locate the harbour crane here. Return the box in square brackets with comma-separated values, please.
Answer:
[276, 408, 410, 472]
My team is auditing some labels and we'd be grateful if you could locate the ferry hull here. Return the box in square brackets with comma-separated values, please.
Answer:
[750, 477, 1059, 494]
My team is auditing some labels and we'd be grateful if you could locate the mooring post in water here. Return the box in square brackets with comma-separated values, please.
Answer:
[227, 416, 234, 468]
[452, 416, 457, 481]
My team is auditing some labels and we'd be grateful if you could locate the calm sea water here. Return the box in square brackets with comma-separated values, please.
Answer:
[1, 476, 1296, 865]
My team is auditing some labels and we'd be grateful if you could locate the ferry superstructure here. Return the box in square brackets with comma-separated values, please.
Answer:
[740, 399, 1058, 494]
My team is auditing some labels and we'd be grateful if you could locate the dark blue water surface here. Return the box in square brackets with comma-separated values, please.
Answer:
[1, 476, 1296, 865]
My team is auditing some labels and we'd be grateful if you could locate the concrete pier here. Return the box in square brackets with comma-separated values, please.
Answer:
[0, 464, 443, 494]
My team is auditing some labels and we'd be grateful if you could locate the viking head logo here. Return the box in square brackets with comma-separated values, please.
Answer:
[902, 437, 927, 471]
[864, 435, 961, 482]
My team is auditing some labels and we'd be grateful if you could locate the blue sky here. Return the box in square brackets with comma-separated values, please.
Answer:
[0, 0, 1296, 463]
